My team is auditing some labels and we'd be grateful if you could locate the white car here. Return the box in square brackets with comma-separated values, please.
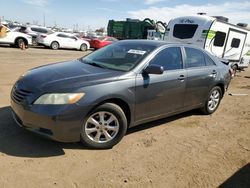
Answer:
[0, 29, 32, 48]
[37, 32, 90, 51]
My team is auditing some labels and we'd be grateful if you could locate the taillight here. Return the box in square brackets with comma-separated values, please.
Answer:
[41, 35, 47, 38]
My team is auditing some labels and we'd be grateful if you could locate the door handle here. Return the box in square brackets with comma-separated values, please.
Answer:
[178, 75, 185, 81]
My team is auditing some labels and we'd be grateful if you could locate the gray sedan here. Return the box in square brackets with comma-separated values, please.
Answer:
[11, 40, 232, 149]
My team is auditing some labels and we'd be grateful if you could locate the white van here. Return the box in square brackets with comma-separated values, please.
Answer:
[164, 15, 250, 72]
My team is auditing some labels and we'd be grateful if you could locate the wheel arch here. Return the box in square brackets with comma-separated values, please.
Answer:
[215, 83, 225, 97]
[14, 37, 28, 46]
[88, 98, 131, 127]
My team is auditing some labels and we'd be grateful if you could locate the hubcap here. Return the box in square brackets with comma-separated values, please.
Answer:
[84, 111, 119, 143]
[208, 90, 220, 111]
[52, 43, 58, 49]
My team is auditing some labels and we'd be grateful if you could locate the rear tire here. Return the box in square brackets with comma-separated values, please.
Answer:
[50, 41, 59, 50]
[201, 86, 222, 115]
[232, 64, 237, 76]
[80, 103, 127, 149]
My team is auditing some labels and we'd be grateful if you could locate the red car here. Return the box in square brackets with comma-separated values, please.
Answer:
[90, 36, 118, 49]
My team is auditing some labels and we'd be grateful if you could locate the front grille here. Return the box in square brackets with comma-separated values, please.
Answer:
[11, 85, 32, 104]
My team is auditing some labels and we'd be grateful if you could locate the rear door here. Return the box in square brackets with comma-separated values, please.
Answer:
[223, 29, 247, 61]
[135, 47, 187, 122]
[184, 47, 217, 107]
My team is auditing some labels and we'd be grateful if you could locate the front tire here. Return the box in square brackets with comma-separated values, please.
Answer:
[16, 38, 25, 48]
[80, 103, 127, 149]
[80, 44, 87, 51]
[201, 86, 222, 115]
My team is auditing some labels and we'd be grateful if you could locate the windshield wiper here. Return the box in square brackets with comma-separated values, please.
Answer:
[84, 61, 107, 69]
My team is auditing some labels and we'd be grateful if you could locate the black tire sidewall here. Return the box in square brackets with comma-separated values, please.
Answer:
[80, 103, 127, 149]
[51, 42, 59, 50]
[17, 38, 24, 48]
[80, 44, 87, 51]
[204, 86, 222, 114]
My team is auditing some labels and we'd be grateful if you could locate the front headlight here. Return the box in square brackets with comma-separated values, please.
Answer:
[34, 93, 85, 105]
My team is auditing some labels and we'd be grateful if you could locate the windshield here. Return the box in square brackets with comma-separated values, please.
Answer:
[80, 42, 157, 72]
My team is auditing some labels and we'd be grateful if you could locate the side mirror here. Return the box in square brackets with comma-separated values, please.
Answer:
[143, 64, 164, 75]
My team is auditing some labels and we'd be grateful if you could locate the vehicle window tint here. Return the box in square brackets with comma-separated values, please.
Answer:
[185, 47, 206, 68]
[82, 43, 157, 72]
[57, 34, 68, 38]
[19, 27, 26, 32]
[173, 24, 198, 39]
[214, 31, 226, 47]
[231, 38, 240, 48]
[69, 36, 77, 40]
[149, 47, 183, 70]
[31, 28, 48, 33]
[204, 53, 216, 66]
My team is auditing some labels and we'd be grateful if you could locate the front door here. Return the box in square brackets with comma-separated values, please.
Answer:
[135, 47, 187, 123]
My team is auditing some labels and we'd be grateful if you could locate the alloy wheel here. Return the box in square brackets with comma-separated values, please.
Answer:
[208, 90, 220, 111]
[84, 111, 119, 143]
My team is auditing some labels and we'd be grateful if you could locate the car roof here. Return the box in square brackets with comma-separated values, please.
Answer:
[116, 39, 203, 49]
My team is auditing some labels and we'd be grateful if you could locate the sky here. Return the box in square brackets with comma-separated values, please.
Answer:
[0, 0, 250, 30]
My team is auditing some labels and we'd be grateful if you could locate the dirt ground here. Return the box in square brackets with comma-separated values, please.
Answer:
[0, 46, 249, 188]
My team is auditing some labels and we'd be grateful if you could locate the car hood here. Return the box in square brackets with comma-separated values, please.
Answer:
[18, 59, 124, 92]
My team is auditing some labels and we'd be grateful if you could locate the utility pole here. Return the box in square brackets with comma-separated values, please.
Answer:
[43, 13, 46, 27]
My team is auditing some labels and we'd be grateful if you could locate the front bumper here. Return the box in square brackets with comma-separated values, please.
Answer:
[11, 99, 90, 142]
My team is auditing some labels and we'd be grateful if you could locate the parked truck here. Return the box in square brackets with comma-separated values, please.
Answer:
[107, 18, 166, 40]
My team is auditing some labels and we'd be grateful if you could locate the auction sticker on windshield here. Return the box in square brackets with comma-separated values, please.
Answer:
[127, 49, 146, 55]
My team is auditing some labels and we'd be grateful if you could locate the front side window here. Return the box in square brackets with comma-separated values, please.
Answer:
[149, 47, 183, 70]
[80, 42, 157, 72]
[173, 24, 198, 39]
[185, 47, 206, 68]
[214, 31, 226, 47]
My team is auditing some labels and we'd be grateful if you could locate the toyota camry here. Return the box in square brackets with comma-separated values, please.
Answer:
[11, 40, 231, 149]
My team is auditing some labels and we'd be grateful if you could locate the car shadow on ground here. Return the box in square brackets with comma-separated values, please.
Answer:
[0, 106, 200, 158]
[219, 163, 250, 188]
[0, 106, 84, 158]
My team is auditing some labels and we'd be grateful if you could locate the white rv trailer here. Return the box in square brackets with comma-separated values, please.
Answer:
[164, 15, 250, 71]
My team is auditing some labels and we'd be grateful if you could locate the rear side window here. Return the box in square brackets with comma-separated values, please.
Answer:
[31, 28, 48, 33]
[57, 34, 68, 38]
[173, 24, 198, 39]
[149, 47, 183, 70]
[204, 53, 216, 66]
[185, 47, 206, 68]
[214, 31, 226, 47]
[19, 27, 27, 32]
